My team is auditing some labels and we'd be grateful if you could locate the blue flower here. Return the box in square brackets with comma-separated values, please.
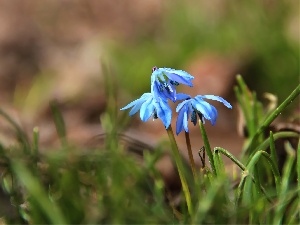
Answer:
[175, 94, 232, 135]
[151, 67, 194, 102]
[120, 92, 172, 128]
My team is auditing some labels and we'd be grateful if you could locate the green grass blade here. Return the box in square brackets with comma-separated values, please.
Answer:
[11, 161, 67, 224]
[199, 121, 216, 175]
[213, 149, 225, 177]
[254, 131, 299, 153]
[50, 100, 67, 147]
[273, 142, 296, 225]
[192, 177, 225, 224]
[214, 147, 246, 171]
[244, 83, 300, 155]
[0, 108, 30, 153]
[260, 151, 282, 194]
[269, 131, 279, 170]
[32, 127, 39, 156]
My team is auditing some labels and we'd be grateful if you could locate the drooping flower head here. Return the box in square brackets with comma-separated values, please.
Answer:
[121, 67, 195, 128]
[120, 92, 172, 128]
[151, 67, 194, 102]
[175, 94, 232, 135]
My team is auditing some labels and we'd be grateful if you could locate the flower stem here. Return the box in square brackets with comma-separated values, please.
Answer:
[198, 121, 216, 175]
[185, 131, 197, 179]
[166, 126, 193, 216]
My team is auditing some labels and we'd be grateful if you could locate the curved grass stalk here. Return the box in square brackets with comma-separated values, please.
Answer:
[214, 147, 273, 203]
[254, 131, 299, 153]
[214, 147, 246, 171]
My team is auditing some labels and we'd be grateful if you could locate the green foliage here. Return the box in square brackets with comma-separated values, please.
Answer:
[0, 75, 299, 224]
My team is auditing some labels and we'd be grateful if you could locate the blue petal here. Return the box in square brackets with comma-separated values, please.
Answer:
[140, 97, 155, 121]
[152, 80, 174, 102]
[154, 98, 172, 128]
[200, 95, 232, 108]
[164, 73, 193, 87]
[183, 107, 189, 133]
[160, 68, 194, 80]
[120, 93, 150, 111]
[176, 93, 191, 101]
[153, 68, 194, 87]
[194, 97, 218, 125]
[191, 98, 212, 121]
[176, 99, 190, 112]
[176, 107, 185, 135]
[208, 104, 218, 125]
[129, 101, 144, 116]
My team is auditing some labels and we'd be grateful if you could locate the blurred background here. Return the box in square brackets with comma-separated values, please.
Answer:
[0, 0, 298, 163]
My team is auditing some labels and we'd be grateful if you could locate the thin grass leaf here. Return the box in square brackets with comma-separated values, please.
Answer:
[254, 131, 299, 153]
[11, 161, 67, 224]
[284, 193, 300, 225]
[0, 108, 30, 153]
[247, 152, 263, 197]
[214, 147, 246, 171]
[244, 83, 300, 156]
[260, 151, 282, 194]
[273, 142, 296, 225]
[32, 127, 39, 156]
[213, 149, 225, 177]
[269, 131, 279, 172]
[199, 121, 216, 175]
[235, 171, 248, 206]
[192, 177, 226, 224]
[50, 100, 67, 147]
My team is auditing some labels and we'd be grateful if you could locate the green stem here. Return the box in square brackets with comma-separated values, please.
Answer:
[269, 131, 279, 171]
[244, 84, 300, 155]
[214, 147, 246, 171]
[184, 131, 197, 179]
[166, 126, 193, 216]
[199, 121, 216, 175]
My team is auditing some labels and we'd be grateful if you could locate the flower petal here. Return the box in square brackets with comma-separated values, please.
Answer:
[183, 107, 189, 133]
[191, 98, 212, 121]
[161, 68, 194, 80]
[176, 93, 191, 101]
[152, 80, 173, 102]
[154, 98, 172, 128]
[200, 95, 232, 108]
[120, 93, 150, 111]
[176, 107, 185, 135]
[140, 97, 155, 121]
[176, 99, 190, 112]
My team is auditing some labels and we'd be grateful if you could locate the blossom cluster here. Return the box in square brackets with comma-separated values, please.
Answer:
[121, 67, 232, 135]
